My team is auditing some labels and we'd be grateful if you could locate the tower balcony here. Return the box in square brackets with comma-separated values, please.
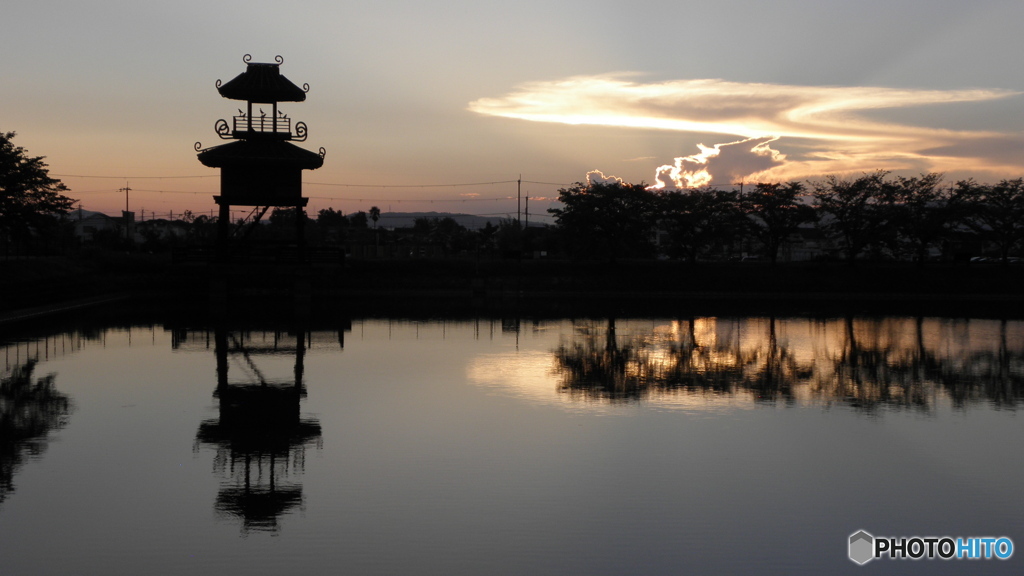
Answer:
[215, 115, 309, 141]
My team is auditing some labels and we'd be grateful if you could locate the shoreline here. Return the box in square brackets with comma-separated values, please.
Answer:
[1, 287, 1022, 328]
[2, 255, 1023, 325]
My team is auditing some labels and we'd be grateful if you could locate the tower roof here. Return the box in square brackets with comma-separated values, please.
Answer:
[197, 139, 324, 170]
[217, 56, 308, 103]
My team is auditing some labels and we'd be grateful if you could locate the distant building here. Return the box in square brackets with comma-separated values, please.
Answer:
[72, 210, 117, 242]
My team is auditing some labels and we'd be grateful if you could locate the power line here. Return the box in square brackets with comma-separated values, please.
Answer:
[61, 173, 568, 217]
[52, 174, 217, 179]
[70, 189, 526, 203]
[54, 173, 569, 188]
[312, 195, 510, 200]
[521, 180, 569, 186]
[68, 187, 535, 203]
[306, 180, 519, 188]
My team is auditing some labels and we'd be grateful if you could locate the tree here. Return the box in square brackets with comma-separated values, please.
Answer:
[659, 188, 742, 263]
[349, 211, 369, 228]
[316, 207, 349, 244]
[494, 217, 522, 257]
[409, 216, 470, 255]
[369, 206, 381, 249]
[316, 207, 349, 229]
[962, 178, 1024, 264]
[0, 132, 76, 253]
[431, 217, 469, 255]
[742, 182, 814, 265]
[478, 221, 497, 254]
[811, 171, 892, 263]
[549, 181, 659, 261]
[187, 214, 217, 244]
[887, 173, 967, 264]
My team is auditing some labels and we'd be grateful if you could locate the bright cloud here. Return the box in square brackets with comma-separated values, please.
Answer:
[585, 169, 624, 185]
[651, 136, 785, 189]
[469, 75, 1021, 185]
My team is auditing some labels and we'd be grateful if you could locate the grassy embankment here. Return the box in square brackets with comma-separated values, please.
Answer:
[3, 253, 1023, 318]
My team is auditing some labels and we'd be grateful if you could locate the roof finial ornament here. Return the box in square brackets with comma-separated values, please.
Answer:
[275, 55, 284, 64]
[242, 54, 252, 64]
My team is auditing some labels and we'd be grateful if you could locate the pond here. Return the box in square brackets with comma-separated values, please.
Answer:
[1, 315, 1023, 575]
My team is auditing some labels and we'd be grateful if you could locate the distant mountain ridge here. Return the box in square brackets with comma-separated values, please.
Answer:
[372, 211, 543, 230]
[72, 209, 546, 229]
[70, 208, 110, 220]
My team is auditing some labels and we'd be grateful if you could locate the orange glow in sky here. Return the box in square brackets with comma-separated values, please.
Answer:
[6, 2, 1024, 213]
[470, 76, 1021, 187]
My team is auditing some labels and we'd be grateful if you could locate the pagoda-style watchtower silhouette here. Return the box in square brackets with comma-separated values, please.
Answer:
[196, 55, 325, 251]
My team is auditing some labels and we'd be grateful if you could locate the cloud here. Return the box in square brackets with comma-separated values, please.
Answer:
[585, 169, 624, 185]
[470, 75, 1022, 184]
[651, 136, 785, 189]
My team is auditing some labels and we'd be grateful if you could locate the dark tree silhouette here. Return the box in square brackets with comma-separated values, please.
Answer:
[265, 207, 311, 243]
[316, 207, 348, 228]
[549, 181, 658, 261]
[888, 173, 968, 264]
[812, 171, 894, 263]
[369, 206, 381, 249]
[962, 178, 1024, 264]
[349, 211, 368, 228]
[0, 132, 76, 253]
[742, 182, 814, 264]
[315, 207, 349, 244]
[659, 188, 743, 263]
[410, 216, 470, 255]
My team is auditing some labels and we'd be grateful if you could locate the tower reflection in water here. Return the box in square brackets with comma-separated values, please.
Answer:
[177, 326, 340, 533]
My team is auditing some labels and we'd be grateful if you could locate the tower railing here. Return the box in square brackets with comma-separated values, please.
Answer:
[213, 116, 309, 141]
[233, 114, 292, 136]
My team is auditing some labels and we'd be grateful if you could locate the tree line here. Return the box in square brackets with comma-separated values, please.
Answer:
[4, 130, 1024, 263]
[550, 173, 1024, 264]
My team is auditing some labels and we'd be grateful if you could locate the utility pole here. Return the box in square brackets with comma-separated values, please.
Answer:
[517, 175, 522, 229]
[121, 182, 131, 213]
[119, 182, 132, 242]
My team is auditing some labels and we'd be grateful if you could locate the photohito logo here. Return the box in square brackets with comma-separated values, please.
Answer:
[849, 530, 1013, 564]
[849, 531, 874, 565]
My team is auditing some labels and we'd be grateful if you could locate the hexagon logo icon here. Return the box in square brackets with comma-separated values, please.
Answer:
[849, 530, 874, 565]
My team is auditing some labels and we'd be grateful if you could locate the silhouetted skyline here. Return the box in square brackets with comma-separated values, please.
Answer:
[5, 1, 1024, 217]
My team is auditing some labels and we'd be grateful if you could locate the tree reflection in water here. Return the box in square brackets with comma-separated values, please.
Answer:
[0, 360, 72, 505]
[553, 317, 1024, 411]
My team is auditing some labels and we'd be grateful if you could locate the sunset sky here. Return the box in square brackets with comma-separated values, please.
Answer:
[4, 0, 1024, 220]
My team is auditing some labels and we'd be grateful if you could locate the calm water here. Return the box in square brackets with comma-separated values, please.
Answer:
[2, 316, 1023, 575]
